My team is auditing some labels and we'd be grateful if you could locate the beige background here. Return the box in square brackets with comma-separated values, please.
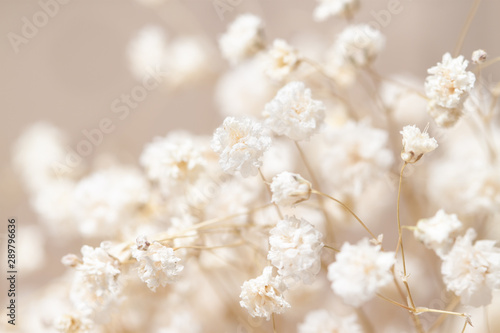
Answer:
[1, 0, 500, 303]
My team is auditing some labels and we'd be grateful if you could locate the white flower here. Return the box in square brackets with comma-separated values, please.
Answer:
[132, 240, 183, 291]
[425, 53, 475, 127]
[472, 49, 487, 64]
[265, 39, 300, 81]
[69, 243, 121, 315]
[268, 216, 323, 285]
[327, 238, 395, 307]
[400, 125, 438, 163]
[218, 14, 265, 65]
[211, 116, 271, 177]
[73, 167, 150, 237]
[157, 311, 202, 333]
[271, 172, 312, 206]
[297, 309, 362, 333]
[263, 81, 325, 141]
[53, 314, 93, 333]
[441, 228, 500, 307]
[140, 131, 207, 193]
[313, 0, 360, 21]
[127, 25, 167, 80]
[332, 24, 385, 68]
[427, 105, 463, 128]
[239, 266, 290, 320]
[414, 209, 463, 258]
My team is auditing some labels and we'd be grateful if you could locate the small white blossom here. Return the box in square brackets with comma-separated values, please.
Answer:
[270, 172, 312, 206]
[442, 228, 500, 307]
[131, 240, 183, 291]
[327, 238, 395, 307]
[268, 216, 323, 284]
[239, 266, 290, 320]
[414, 209, 463, 258]
[53, 314, 93, 333]
[400, 125, 438, 163]
[298, 309, 362, 333]
[472, 49, 487, 64]
[127, 25, 167, 80]
[218, 14, 265, 65]
[313, 0, 360, 21]
[333, 24, 385, 68]
[263, 81, 325, 141]
[425, 53, 475, 127]
[69, 244, 121, 315]
[211, 116, 271, 177]
[265, 39, 300, 81]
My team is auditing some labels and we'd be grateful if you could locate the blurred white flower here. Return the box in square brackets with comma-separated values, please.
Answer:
[132, 240, 183, 291]
[239, 266, 290, 320]
[268, 216, 323, 285]
[297, 309, 362, 333]
[270, 172, 312, 207]
[442, 228, 500, 307]
[265, 39, 300, 81]
[327, 238, 395, 307]
[218, 14, 265, 65]
[263, 81, 325, 141]
[400, 125, 438, 163]
[211, 116, 271, 177]
[156, 311, 201, 333]
[414, 209, 463, 258]
[53, 313, 93, 333]
[313, 0, 360, 21]
[128, 25, 168, 80]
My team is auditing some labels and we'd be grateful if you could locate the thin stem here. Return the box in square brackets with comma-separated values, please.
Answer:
[454, 0, 482, 57]
[259, 168, 284, 220]
[376, 293, 413, 312]
[173, 241, 244, 251]
[428, 296, 461, 332]
[312, 189, 378, 241]
[395, 162, 408, 274]
[324, 244, 340, 252]
[272, 313, 277, 333]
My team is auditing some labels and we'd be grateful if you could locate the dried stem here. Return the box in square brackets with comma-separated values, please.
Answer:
[454, 0, 482, 57]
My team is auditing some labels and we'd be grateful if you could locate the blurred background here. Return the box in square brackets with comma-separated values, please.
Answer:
[1, 0, 500, 330]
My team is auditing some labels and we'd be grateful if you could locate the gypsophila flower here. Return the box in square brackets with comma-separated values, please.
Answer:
[239, 266, 290, 320]
[53, 314, 93, 333]
[127, 25, 167, 80]
[69, 243, 121, 315]
[218, 14, 265, 65]
[425, 53, 475, 127]
[313, 0, 360, 21]
[441, 228, 500, 307]
[400, 125, 438, 163]
[327, 238, 395, 307]
[270, 172, 312, 206]
[268, 216, 323, 285]
[131, 240, 183, 291]
[211, 116, 271, 177]
[472, 49, 487, 64]
[265, 39, 300, 81]
[414, 209, 462, 258]
[263, 81, 325, 141]
[333, 24, 385, 68]
[297, 309, 362, 333]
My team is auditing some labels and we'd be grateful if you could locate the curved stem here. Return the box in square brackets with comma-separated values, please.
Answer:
[454, 0, 482, 57]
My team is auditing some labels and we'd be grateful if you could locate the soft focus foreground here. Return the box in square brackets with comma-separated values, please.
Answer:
[3, 0, 500, 332]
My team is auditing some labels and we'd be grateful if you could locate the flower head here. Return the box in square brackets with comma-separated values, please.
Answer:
[472, 49, 487, 64]
[298, 309, 362, 333]
[211, 116, 271, 177]
[313, 0, 360, 21]
[218, 14, 265, 65]
[263, 81, 325, 141]
[327, 238, 395, 307]
[239, 266, 290, 320]
[265, 39, 300, 81]
[400, 125, 438, 163]
[270, 172, 312, 206]
[333, 24, 384, 68]
[441, 228, 500, 307]
[268, 216, 323, 284]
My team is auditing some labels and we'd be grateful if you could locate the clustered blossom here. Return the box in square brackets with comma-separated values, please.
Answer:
[265, 39, 300, 81]
[400, 125, 438, 163]
[211, 116, 271, 177]
[68, 244, 121, 315]
[472, 49, 487, 64]
[268, 216, 323, 285]
[327, 238, 395, 307]
[425, 53, 476, 127]
[297, 309, 362, 333]
[414, 209, 462, 258]
[53, 314, 93, 333]
[441, 228, 500, 307]
[131, 239, 183, 291]
[263, 81, 325, 141]
[218, 14, 265, 65]
[140, 131, 207, 192]
[270, 172, 312, 206]
[239, 266, 290, 320]
[313, 0, 360, 21]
